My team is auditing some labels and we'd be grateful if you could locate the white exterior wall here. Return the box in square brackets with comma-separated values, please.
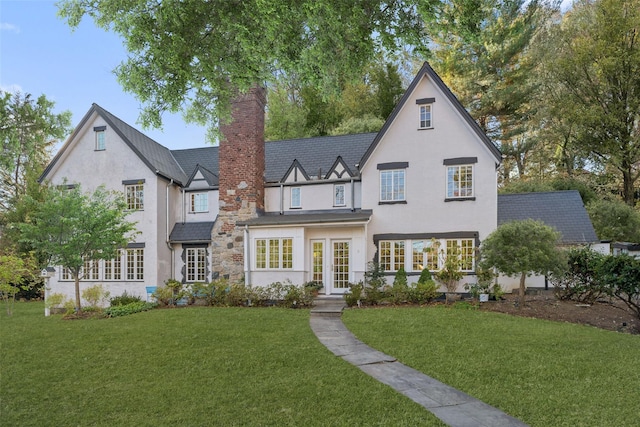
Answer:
[246, 226, 306, 286]
[264, 180, 361, 213]
[42, 112, 171, 304]
[360, 75, 499, 292]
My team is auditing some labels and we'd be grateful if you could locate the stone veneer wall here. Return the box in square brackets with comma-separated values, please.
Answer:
[211, 86, 266, 281]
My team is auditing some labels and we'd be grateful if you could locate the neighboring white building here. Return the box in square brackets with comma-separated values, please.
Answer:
[40, 62, 597, 302]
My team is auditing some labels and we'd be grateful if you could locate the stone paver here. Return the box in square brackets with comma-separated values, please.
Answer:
[310, 299, 529, 427]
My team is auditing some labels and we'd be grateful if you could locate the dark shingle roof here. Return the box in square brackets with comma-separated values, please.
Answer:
[169, 221, 216, 243]
[498, 191, 598, 244]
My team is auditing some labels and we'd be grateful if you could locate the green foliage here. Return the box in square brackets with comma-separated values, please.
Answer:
[480, 219, 564, 306]
[0, 253, 36, 316]
[363, 261, 386, 305]
[18, 182, 138, 311]
[407, 279, 440, 304]
[500, 177, 597, 205]
[58, 1, 424, 140]
[389, 266, 409, 303]
[329, 114, 383, 136]
[587, 198, 640, 242]
[344, 282, 363, 307]
[45, 293, 66, 309]
[153, 279, 187, 306]
[104, 301, 157, 317]
[435, 250, 464, 304]
[81, 284, 110, 308]
[417, 267, 433, 284]
[110, 291, 142, 307]
[598, 254, 640, 318]
[551, 247, 607, 303]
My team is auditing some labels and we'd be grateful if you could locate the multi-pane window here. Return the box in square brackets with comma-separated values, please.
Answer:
[83, 258, 99, 280]
[190, 192, 208, 213]
[104, 255, 122, 280]
[419, 104, 432, 129]
[446, 239, 475, 272]
[255, 238, 293, 269]
[379, 241, 405, 272]
[186, 247, 207, 282]
[126, 248, 144, 280]
[291, 187, 301, 208]
[380, 169, 405, 202]
[62, 268, 72, 281]
[334, 184, 346, 206]
[125, 184, 144, 210]
[412, 240, 439, 272]
[447, 165, 473, 198]
[95, 130, 106, 150]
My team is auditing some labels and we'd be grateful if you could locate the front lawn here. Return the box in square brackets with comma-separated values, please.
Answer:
[343, 306, 640, 427]
[1, 303, 442, 426]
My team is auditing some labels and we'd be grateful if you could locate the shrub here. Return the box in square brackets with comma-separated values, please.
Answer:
[436, 253, 463, 304]
[364, 262, 386, 305]
[407, 279, 440, 304]
[417, 268, 432, 284]
[81, 284, 110, 308]
[344, 282, 363, 307]
[45, 292, 66, 309]
[390, 266, 409, 303]
[110, 291, 142, 307]
[551, 247, 606, 303]
[105, 301, 157, 317]
[598, 254, 640, 318]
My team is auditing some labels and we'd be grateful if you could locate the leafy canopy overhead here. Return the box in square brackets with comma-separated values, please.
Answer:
[58, 0, 426, 139]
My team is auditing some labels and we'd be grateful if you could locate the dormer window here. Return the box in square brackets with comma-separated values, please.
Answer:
[416, 98, 435, 129]
[94, 126, 106, 150]
[334, 184, 346, 207]
[190, 192, 208, 213]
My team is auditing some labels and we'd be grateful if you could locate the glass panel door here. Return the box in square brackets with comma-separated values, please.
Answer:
[333, 240, 350, 291]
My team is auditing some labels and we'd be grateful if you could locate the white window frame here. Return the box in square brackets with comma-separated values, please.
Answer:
[334, 184, 346, 207]
[419, 104, 432, 129]
[190, 192, 208, 213]
[104, 253, 122, 281]
[379, 240, 405, 272]
[95, 130, 106, 150]
[186, 247, 207, 282]
[446, 165, 474, 199]
[290, 187, 301, 208]
[255, 238, 293, 270]
[379, 169, 405, 202]
[126, 248, 144, 280]
[411, 240, 440, 272]
[125, 184, 144, 210]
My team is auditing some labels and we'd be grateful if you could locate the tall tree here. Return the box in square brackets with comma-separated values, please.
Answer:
[58, 0, 425, 137]
[0, 92, 71, 214]
[421, 0, 555, 182]
[541, 0, 640, 205]
[19, 184, 138, 312]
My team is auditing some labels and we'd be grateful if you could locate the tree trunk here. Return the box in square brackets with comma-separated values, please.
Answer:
[73, 274, 81, 312]
[519, 272, 527, 309]
[622, 167, 635, 206]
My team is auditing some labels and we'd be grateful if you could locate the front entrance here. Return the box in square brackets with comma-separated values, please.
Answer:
[309, 239, 351, 295]
[331, 240, 350, 294]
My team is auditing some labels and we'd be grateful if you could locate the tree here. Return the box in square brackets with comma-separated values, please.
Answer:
[0, 252, 37, 316]
[541, 0, 640, 205]
[19, 184, 138, 312]
[0, 91, 72, 214]
[480, 219, 564, 307]
[58, 0, 425, 137]
[586, 199, 640, 242]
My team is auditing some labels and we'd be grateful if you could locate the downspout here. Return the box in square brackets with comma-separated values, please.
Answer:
[166, 179, 175, 279]
[244, 225, 251, 287]
[279, 183, 284, 215]
[181, 187, 186, 223]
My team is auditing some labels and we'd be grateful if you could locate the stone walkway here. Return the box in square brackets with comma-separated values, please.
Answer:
[310, 297, 529, 427]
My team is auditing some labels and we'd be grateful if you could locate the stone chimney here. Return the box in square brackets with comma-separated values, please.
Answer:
[211, 86, 266, 281]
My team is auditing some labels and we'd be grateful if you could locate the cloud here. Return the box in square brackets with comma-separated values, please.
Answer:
[0, 22, 20, 33]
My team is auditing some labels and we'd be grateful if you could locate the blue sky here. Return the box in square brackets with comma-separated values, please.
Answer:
[0, 0, 208, 151]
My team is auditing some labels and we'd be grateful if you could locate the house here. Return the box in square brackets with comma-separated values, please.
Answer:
[497, 190, 600, 289]
[41, 62, 591, 302]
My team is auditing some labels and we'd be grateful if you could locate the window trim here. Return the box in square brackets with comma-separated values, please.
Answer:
[446, 164, 474, 200]
[185, 247, 207, 282]
[124, 182, 144, 210]
[334, 183, 346, 207]
[255, 238, 293, 270]
[95, 128, 106, 151]
[419, 104, 433, 129]
[189, 192, 209, 213]
[290, 187, 301, 209]
[379, 168, 406, 203]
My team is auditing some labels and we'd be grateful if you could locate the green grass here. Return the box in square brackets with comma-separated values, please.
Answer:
[1, 303, 443, 426]
[343, 306, 640, 427]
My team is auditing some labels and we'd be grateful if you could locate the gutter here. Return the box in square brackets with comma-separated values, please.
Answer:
[165, 178, 175, 279]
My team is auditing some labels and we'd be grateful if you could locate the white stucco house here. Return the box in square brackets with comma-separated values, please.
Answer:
[40, 62, 597, 302]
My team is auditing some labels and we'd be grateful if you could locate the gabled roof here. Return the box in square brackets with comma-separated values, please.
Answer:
[325, 156, 355, 179]
[169, 221, 216, 243]
[282, 159, 311, 182]
[41, 104, 188, 185]
[498, 190, 598, 245]
[185, 164, 218, 188]
[359, 62, 502, 169]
